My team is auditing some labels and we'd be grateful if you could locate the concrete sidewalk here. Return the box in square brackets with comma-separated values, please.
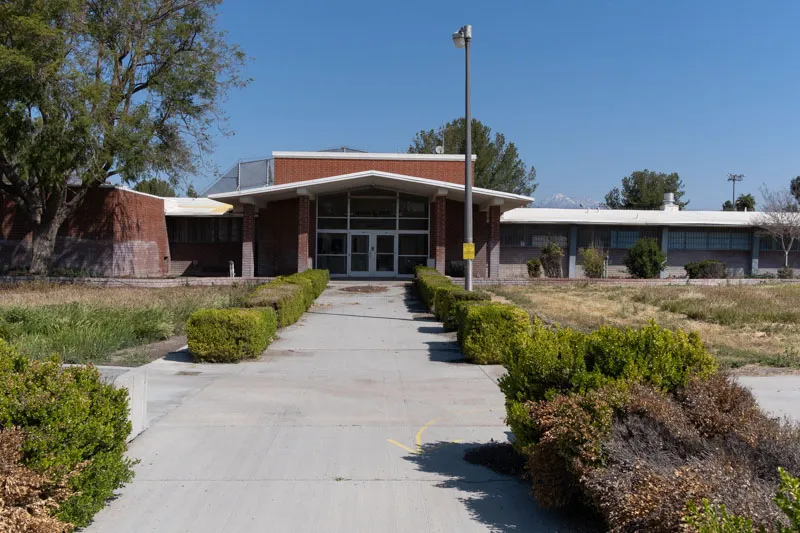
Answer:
[85, 281, 594, 533]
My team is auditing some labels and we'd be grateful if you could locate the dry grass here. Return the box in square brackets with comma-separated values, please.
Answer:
[489, 283, 800, 370]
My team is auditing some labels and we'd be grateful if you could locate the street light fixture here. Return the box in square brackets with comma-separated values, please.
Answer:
[453, 24, 473, 291]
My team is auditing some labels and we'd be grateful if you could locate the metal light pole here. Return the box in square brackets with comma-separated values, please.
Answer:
[453, 25, 473, 291]
[728, 173, 744, 206]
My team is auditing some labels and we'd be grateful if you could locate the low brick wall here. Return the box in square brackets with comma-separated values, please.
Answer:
[473, 277, 800, 287]
[0, 276, 270, 288]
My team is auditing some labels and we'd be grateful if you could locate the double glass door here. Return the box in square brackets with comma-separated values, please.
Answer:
[349, 232, 395, 276]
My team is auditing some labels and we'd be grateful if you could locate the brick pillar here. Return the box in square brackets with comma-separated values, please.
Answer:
[488, 206, 501, 278]
[242, 203, 255, 278]
[297, 196, 309, 273]
[434, 195, 447, 274]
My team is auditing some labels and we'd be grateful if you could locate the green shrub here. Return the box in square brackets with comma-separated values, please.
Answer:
[541, 241, 564, 278]
[456, 302, 530, 365]
[281, 274, 315, 308]
[297, 269, 330, 298]
[579, 246, 605, 279]
[446, 261, 465, 278]
[527, 258, 542, 278]
[0, 339, 134, 528]
[186, 308, 273, 363]
[433, 285, 491, 330]
[624, 237, 666, 279]
[778, 267, 795, 280]
[244, 281, 307, 327]
[414, 266, 451, 310]
[685, 260, 728, 279]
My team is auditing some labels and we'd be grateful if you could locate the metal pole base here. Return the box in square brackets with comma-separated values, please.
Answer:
[465, 260, 473, 291]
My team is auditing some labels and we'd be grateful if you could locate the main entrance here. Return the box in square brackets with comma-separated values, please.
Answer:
[316, 188, 430, 278]
[349, 232, 396, 277]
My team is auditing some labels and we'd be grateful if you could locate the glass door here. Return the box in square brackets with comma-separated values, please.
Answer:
[349, 233, 370, 276]
[375, 234, 395, 276]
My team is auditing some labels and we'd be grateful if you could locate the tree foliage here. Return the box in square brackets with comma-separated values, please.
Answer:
[722, 200, 735, 211]
[735, 193, 756, 212]
[604, 170, 687, 210]
[133, 178, 176, 197]
[791, 176, 800, 204]
[757, 186, 800, 268]
[0, 0, 247, 273]
[623, 238, 666, 279]
[408, 118, 537, 196]
[186, 184, 199, 198]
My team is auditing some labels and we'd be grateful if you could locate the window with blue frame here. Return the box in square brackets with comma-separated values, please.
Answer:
[668, 229, 751, 250]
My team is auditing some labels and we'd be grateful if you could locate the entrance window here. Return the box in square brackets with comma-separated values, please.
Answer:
[316, 188, 429, 277]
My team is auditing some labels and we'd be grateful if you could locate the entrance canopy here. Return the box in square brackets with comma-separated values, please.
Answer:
[208, 170, 533, 210]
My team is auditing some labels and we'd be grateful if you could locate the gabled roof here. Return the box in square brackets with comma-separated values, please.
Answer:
[208, 170, 532, 212]
[501, 207, 759, 227]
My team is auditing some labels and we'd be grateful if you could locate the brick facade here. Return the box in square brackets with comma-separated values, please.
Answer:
[274, 157, 474, 186]
[488, 206, 501, 278]
[258, 198, 300, 276]
[445, 199, 490, 278]
[241, 203, 256, 278]
[297, 196, 310, 273]
[1, 187, 168, 277]
[433, 196, 447, 273]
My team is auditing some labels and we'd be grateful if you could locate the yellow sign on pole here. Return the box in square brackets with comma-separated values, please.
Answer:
[462, 243, 475, 260]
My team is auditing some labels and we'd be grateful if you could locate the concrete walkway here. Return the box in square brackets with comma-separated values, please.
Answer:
[85, 281, 592, 533]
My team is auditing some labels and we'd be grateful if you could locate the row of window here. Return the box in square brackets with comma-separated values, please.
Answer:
[501, 225, 759, 251]
[167, 218, 242, 244]
[317, 192, 429, 218]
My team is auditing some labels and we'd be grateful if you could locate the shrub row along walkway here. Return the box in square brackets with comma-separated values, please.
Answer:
[85, 281, 593, 532]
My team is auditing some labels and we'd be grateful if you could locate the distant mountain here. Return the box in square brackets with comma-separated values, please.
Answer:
[536, 193, 601, 209]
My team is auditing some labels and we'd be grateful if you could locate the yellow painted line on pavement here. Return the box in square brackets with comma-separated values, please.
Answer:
[415, 418, 439, 449]
[386, 439, 417, 454]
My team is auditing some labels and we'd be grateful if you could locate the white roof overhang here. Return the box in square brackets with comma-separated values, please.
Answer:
[164, 197, 234, 216]
[501, 208, 760, 228]
[208, 170, 533, 213]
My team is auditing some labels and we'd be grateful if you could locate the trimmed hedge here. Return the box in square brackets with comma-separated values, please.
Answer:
[433, 284, 491, 330]
[298, 269, 330, 298]
[186, 308, 276, 363]
[0, 339, 134, 528]
[414, 266, 451, 310]
[281, 274, 315, 309]
[455, 301, 531, 364]
[244, 281, 306, 327]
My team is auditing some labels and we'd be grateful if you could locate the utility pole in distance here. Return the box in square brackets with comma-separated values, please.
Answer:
[728, 173, 744, 205]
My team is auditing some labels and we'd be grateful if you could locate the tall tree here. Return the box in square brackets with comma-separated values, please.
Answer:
[757, 186, 800, 268]
[134, 178, 176, 197]
[604, 170, 688, 210]
[722, 200, 735, 211]
[186, 184, 199, 198]
[735, 193, 756, 212]
[791, 176, 800, 203]
[407, 118, 537, 196]
[0, 0, 247, 274]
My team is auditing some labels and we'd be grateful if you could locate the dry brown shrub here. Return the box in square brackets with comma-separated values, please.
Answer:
[0, 429, 73, 533]
[526, 443, 581, 509]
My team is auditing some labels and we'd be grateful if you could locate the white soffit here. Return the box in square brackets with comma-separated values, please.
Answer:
[501, 208, 760, 227]
[163, 197, 234, 216]
[272, 151, 478, 162]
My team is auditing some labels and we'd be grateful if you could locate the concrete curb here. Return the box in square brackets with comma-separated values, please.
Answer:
[92, 365, 149, 442]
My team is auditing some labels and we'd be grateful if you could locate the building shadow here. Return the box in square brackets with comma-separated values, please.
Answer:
[403, 441, 602, 533]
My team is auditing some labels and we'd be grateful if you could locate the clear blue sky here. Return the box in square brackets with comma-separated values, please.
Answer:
[200, 0, 800, 210]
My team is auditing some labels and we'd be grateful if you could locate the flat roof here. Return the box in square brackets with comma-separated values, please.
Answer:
[164, 197, 233, 216]
[209, 170, 532, 212]
[501, 208, 759, 227]
[272, 151, 477, 162]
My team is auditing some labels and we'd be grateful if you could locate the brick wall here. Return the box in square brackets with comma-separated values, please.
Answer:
[274, 157, 474, 186]
[169, 242, 241, 275]
[1, 187, 168, 277]
[297, 196, 309, 273]
[499, 246, 570, 279]
[445, 199, 489, 278]
[259, 198, 299, 276]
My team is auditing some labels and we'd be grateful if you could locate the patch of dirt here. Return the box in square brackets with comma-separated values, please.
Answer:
[463, 440, 526, 477]
[727, 365, 800, 377]
[339, 285, 389, 294]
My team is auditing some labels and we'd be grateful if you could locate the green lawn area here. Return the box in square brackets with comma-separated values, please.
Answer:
[0, 282, 253, 365]
[488, 282, 800, 370]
